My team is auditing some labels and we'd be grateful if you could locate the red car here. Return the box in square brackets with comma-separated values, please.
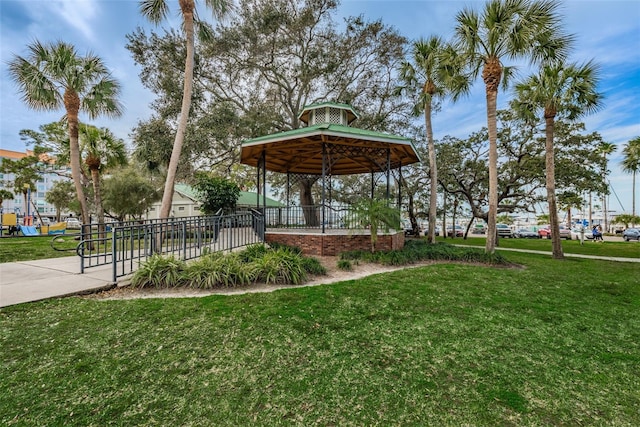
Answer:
[446, 225, 464, 237]
[538, 225, 571, 240]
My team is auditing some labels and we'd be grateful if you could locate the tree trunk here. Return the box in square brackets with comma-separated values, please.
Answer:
[545, 115, 564, 259]
[485, 87, 498, 253]
[299, 179, 319, 226]
[442, 193, 447, 239]
[90, 167, 106, 238]
[159, 5, 195, 220]
[602, 193, 607, 234]
[64, 90, 89, 226]
[483, 57, 501, 254]
[425, 98, 437, 244]
[633, 170, 637, 217]
[451, 198, 458, 239]
[407, 191, 418, 236]
[589, 192, 593, 231]
[22, 191, 28, 218]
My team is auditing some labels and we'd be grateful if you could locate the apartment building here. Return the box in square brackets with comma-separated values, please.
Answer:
[0, 149, 71, 219]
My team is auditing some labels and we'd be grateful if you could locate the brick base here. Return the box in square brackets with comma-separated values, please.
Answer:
[265, 231, 405, 256]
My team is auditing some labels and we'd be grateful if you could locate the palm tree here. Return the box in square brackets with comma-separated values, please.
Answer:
[454, 0, 572, 253]
[140, 0, 231, 219]
[397, 37, 469, 243]
[621, 137, 640, 217]
[80, 124, 128, 232]
[597, 141, 616, 232]
[8, 41, 122, 226]
[513, 60, 601, 259]
[349, 198, 401, 253]
[557, 190, 584, 230]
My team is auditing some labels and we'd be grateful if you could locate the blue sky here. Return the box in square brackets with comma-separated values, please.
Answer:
[1, 0, 639, 214]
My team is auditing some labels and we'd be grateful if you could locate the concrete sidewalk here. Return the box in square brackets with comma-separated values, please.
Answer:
[0, 256, 117, 308]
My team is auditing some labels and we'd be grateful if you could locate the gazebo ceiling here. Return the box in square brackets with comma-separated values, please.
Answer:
[241, 123, 421, 175]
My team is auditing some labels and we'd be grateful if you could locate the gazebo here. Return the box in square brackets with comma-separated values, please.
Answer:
[240, 102, 420, 255]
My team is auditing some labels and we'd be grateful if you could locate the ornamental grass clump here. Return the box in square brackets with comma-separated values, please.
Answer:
[253, 247, 307, 285]
[238, 243, 269, 263]
[337, 259, 353, 271]
[183, 253, 257, 289]
[214, 253, 257, 287]
[301, 256, 327, 275]
[131, 254, 186, 288]
[131, 245, 325, 289]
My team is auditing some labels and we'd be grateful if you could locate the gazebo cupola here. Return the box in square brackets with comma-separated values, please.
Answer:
[298, 102, 358, 127]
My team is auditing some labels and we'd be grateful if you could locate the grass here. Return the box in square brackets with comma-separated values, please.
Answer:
[1, 251, 639, 425]
[0, 231, 226, 264]
[436, 235, 640, 258]
[0, 234, 80, 262]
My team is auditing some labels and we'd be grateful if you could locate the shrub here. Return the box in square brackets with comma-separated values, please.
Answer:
[339, 240, 509, 267]
[268, 241, 302, 255]
[215, 253, 257, 287]
[185, 253, 256, 289]
[254, 247, 307, 285]
[238, 243, 269, 263]
[131, 254, 186, 289]
[184, 253, 225, 289]
[378, 250, 411, 266]
[301, 257, 327, 275]
[337, 259, 352, 271]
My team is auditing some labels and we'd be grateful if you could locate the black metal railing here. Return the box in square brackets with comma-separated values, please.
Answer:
[76, 211, 264, 282]
[264, 204, 362, 230]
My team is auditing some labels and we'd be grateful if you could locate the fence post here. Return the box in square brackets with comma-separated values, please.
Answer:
[112, 226, 118, 282]
[182, 219, 187, 259]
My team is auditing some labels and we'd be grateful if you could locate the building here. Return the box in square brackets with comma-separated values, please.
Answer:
[145, 183, 283, 220]
[0, 149, 71, 220]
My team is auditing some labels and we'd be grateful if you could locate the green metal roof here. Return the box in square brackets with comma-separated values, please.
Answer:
[174, 183, 199, 200]
[243, 123, 412, 145]
[237, 191, 284, 208]
[174, 184, 283, 208]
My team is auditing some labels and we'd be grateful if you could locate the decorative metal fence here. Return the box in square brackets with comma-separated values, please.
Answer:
[264, 204, 361, 230]
[77, 210, 264, 282]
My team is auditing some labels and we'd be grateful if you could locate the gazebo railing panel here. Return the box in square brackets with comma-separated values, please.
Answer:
[264, 205, 364, 230]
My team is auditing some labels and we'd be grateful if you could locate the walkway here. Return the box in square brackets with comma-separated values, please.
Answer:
[0, 256, 114, 308]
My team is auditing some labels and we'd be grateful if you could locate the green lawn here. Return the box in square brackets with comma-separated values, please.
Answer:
[1, 251, 638, 425]
[0, 234, 80, 263]
[437, 235, 640, 258]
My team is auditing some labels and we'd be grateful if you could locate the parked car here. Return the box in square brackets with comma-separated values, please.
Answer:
[66, 218, 82, 229]
[446, 225, 464, 237]
[422, 225, 441, 237]
[570, 225, 593, 240]
[471, 225, 486, 234]
[514, 228, 539, 239]
[496, 223, 513, 238]
[622, 228, 640, 241]
[538, 225, 571, 240]
[403, 220, 421, 236]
